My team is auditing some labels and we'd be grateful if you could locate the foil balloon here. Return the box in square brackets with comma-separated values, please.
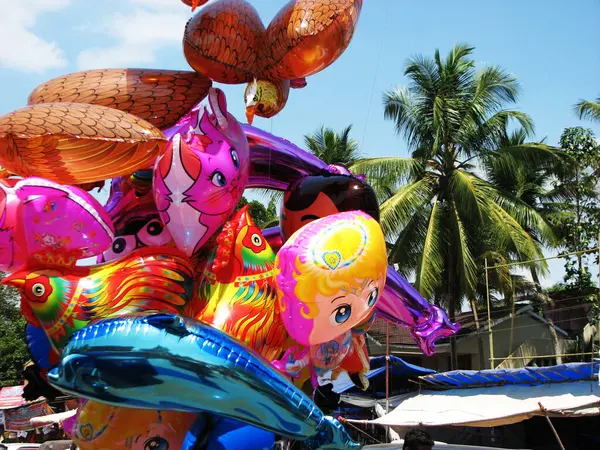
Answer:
[194, 416, 275, 450]
[273, 332, 353, 389]
[378, 270, 462, 354]
[47, 313, 360, 449]
[3, 246, 194, 353]
[72, 400, 199, 450]
[275, 211, 387, 347]
[183, 0, 362, 121]
[153, 88, 249, 256]
[191, 205, 287, 361]
[100, 171, 174, 263]
[0, 102, 167, 185]
[27, 69, 212, 130]
[0, 177, 114, 273]
[274, 172, 461, 356]
[280, 172, 380, 242]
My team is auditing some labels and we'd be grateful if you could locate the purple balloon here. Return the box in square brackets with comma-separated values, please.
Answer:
[378, 270, 461, 355]
[242, 125, 330, 190]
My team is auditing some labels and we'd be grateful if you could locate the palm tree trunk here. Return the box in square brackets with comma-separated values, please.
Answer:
[446, 252, 458, 370]
[470, 298, 486, 369]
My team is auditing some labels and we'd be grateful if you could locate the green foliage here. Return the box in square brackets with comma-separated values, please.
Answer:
[354, 44, 558, 319]
[574, 96, 600, 123]
[554, 127, 600, 288]
[304, 125, 362, 166]
[236, 196, 278, 228]
[0, 281, 29, 387]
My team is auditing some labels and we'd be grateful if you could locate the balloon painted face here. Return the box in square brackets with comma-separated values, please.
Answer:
[153, 88, 250, 256]
[276, 211, 388, 346]
[72, 401, 198, 450]
[280, 174, 380, 242]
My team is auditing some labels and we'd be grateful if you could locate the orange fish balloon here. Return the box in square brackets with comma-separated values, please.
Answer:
[183, 0, 363, 123]
[27, 69, 212, 130]
[0, 102, 167, 185]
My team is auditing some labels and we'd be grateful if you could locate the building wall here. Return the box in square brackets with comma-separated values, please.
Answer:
[382, 313, 569, 371]
[458, 314, 566, 370]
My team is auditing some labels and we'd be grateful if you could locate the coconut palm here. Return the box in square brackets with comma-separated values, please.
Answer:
[574, 96, 600, 123]
[350, 44, 560, 368]
[304, 125, 362, 166]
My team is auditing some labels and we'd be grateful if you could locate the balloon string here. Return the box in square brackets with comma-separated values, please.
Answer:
[360, 0, 393, 151]
[269, 117, 273, 195]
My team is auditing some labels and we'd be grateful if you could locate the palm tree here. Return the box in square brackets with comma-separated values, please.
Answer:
[574, 96, 600, 123]
[304, 125, 362, 166]
[350, 44, 560, 368]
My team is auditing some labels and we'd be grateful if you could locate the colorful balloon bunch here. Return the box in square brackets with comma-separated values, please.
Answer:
[0, 1, 460, 449]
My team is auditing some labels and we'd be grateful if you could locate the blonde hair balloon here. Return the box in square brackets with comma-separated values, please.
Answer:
[275, 210, 387, 347]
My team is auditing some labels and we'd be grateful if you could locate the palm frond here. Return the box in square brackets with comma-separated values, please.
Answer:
[449, 199, 477, 297]
[415, 195, 445, 298]
[574, 97, 600, 123]
[379, 174, 437, 236]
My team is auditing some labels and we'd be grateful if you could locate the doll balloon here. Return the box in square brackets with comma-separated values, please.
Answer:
[275, 211, 388, 346]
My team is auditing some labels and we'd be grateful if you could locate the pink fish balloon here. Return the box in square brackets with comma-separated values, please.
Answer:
[0, 177, 114, 272]
[153, 88, 250, 256]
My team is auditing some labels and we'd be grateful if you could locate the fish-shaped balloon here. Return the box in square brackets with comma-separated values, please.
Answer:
[48, 313, 360, 449]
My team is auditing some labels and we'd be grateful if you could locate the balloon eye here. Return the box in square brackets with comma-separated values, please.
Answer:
[251, 233, 262, 246]
[147, 221, 163, 236]
[230, 149, 240, 169]
[367, 287, 379, 307]
[211, 171, 226, 187]
[330, 305, 352, 326]
[32, 283, 46, 298]
[112, 237, 127, 254]
[144, 437, 169, 450]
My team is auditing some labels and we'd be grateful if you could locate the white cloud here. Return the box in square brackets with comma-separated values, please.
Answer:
[76, 1, 191, 70]
[0, 0, 70, 72]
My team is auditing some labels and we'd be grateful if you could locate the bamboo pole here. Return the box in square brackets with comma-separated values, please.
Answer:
[386, 321, 390, 414]
[485, 258, 495, 369]
[538, 403, 566, 450]
[489, 352, 596, 361]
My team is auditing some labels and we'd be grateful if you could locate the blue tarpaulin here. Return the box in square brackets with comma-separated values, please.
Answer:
[420, 362, 599, 389]
[330, 356, 436, 393]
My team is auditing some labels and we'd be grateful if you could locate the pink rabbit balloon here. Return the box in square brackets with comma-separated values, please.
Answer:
[153, 88, 250, 256]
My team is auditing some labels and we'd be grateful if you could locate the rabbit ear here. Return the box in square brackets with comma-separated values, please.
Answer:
[208, 87, 228, 130]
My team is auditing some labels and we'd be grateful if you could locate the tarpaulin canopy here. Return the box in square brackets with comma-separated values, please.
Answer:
[330, 356, 436, 394]
[0, 385, 26, 410]
[419, 362, 599, 389]
[347, 380, 600, 428]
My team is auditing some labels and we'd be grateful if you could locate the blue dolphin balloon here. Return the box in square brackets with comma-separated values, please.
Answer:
[47, 313, 360, 450]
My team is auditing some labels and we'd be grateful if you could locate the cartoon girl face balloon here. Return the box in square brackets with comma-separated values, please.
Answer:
[72, 400, 199, 450]
[276, 210, 388, 346]
[153, 88, 250, 256]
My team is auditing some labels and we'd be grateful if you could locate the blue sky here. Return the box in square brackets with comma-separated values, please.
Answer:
[1, 0, 599, 285]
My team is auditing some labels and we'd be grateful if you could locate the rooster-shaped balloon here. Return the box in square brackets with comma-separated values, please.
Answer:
[190, 205, 287, 361]
[4, 246, 195, 353]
